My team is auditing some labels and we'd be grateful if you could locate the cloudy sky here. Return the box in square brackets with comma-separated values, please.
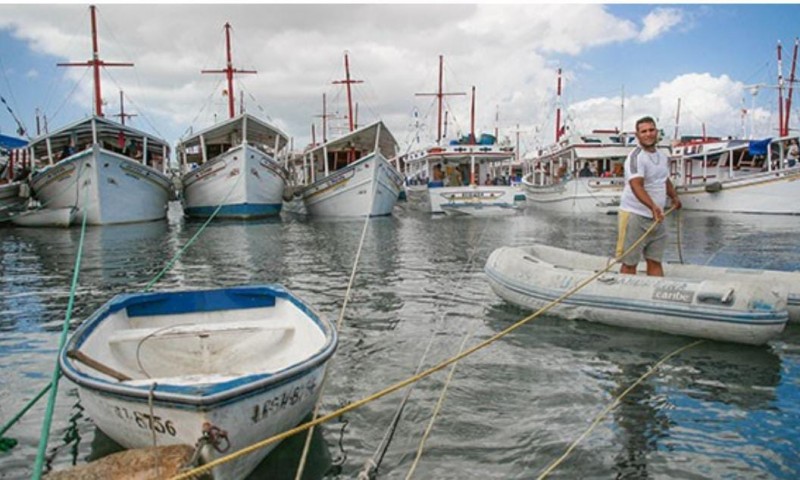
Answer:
[0, 3, 799, 156]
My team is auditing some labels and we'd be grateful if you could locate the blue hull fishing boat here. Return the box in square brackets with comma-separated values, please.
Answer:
[59, 285, 337, 480]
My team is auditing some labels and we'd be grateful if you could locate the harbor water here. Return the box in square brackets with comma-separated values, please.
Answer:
[0, 202, 798, 479]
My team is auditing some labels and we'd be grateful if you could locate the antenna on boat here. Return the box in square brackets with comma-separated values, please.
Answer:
[202, 22, 256, 119]
[314, 93, 332, 143]
[470, 85, 476, 144]
[58, 5, 133, 118]
[415, 55, 465, 145]
[673, 97, 681, 141]
[113, 90, 136, 126]
[332, 51, 362, 133]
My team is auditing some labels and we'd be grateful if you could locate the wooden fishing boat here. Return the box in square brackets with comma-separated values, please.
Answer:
[59, 285, 337, 480]
[485, 244, 790, 345]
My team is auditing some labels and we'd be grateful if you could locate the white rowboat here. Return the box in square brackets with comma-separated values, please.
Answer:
[60, 285, 337, 480]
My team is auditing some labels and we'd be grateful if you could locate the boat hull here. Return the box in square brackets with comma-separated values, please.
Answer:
[29, 146, 172, 225]
[75, 365, 324, 480]
[522, 176, 623, 214]
[485, 245, 789, 345]
[301, 153, 403, 217]
[182, 144, 285, 219]
[428, 184, 518, 215]
[677, 169, 800, 214]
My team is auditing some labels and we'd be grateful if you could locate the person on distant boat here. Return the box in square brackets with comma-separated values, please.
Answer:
[787, 139, 799, 168]
[578, 162, 593, 177]
[484, 173, 493, 185]
[616, 116, 681, 276]
[432, 164, 444, 182]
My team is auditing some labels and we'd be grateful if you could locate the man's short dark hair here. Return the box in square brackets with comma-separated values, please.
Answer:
[636, 116, 657, 131]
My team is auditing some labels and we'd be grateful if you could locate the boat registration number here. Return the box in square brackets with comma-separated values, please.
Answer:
[251, 378, 318, 424]
[114, 406, 177, 436]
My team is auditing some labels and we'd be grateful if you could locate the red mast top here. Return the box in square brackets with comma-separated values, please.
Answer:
[58, 5, 133, 117]
[332, 52, 363, 133]
[415, 55, 465, 144]
[202, 23, 256, 119]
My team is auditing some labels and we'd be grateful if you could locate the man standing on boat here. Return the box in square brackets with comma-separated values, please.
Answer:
[616, 116, 681, 276]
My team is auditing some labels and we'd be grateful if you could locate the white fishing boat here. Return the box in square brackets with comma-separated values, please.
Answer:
[59, 285, 337, 480]
[179, 113, 290, 218]
[23, 7, 173, 226]
[298, 120, 403, 217]
[520, 128, 644, 214]
[401, 56, 521, 215]
[670, 134, 800, 214]
[485, 243, 791, 345]
[177, 23, 290, 219]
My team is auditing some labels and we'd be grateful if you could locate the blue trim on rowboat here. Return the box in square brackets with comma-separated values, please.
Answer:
[185, 203, 282, 218]
[59, 285, 337, 408]
[485, 268, 788, 326]
[125, 289, 276, 317]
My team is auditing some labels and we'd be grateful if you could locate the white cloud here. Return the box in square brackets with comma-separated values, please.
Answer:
[638, 8, 684, 43]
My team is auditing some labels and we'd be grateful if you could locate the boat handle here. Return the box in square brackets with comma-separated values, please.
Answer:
[697, 288, 734, 305]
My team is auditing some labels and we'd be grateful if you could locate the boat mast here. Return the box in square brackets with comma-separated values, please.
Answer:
[555, 67, 563, 142]
[202, 23, 256, 119]
[113, 90, 136, 126]
[784, 38, 798, 136]
[332, 52, 362, 133]
[415, 55, 465, 145]
[778, 41, 785, 136]
[58, 5, 133, 117]
[673, 97, 681, 141]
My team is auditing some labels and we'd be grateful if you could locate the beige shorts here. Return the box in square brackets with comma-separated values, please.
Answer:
[615, 210, 666, 266]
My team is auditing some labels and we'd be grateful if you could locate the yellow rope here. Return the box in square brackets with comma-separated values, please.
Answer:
[294, 161, 382, 480]
[535, 339, 704, 479]
[171, 208, 676, 480]
[405, 329, 473, 479]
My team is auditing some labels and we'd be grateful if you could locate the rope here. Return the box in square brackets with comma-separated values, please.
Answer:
[676, 208, 684, 264]
[535, 339, 704, 479]
[148, 382, 161, 480]
[171, 209, 677, 480]
[360, 216, 492, 479]
[293, 153, 382, 480]
[405, 329, 474, 479]
[31, 195, 90, 480]
[143, 169, 244, 292]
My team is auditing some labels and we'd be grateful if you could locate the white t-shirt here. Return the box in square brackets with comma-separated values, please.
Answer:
[620, 146, 669, 218]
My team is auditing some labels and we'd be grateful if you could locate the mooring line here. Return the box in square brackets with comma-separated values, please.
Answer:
[294, 159, 382, 480]
[172, 209, 676, 480]
[359, 214, 494, 480]
[535, 339, 705, 479]
[6, 163, 242, 478]
[31, 194, 90, 480]
[143, 168, 244, 291]
[405, 327, 474, 479]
